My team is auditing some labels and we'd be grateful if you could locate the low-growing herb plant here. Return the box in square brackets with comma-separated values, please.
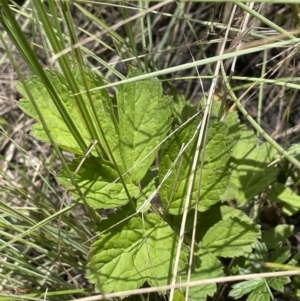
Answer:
[16, 66, 299, 300]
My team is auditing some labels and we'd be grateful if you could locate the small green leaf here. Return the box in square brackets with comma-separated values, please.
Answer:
[181, 251, 223, 301]
[221, 132, 278, 205]
[201, 217, 260, 257]
[87, 213, 188, 293]
[173, 290, 185, 301]
[229, 278, 270, 301]
[266, 183, 300, 215]
[248, 243, 292, 274]
[269, 243, 291, 264]
[0, 116, 8, 126]
[268, 276, 290, 292]
[247, 243, 269, 271]
[261, 225, 294, 249]
[159, 115, 234, 215]
[57, 156, 139, 209]
[230, 243, 292, 301]
[287, 143, 300, 162]
[117, 70, 173, 182]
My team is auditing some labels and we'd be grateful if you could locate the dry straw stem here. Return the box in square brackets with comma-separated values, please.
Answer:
[49, 0, 174, 63]
[170, 5, 238, 301]
[70, 270, 300, 301]
[225, 29, 300, 53]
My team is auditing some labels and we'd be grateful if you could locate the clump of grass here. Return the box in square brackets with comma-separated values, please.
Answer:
[1, 1, 300, 300]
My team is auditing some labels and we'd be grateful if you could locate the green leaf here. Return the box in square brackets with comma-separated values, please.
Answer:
[268, 276, 290, 292]
[208, 98, 241, 141]
[287, 142, 300, 162]
[87, 213, 188, 293]
[269, 243, 291, 264]
[221, 131, 278, 205]
[195, 204, 256, 242]
[17, 67, 119, 156]
[170, 87, 197, 125]
[230, 243, 292, 301]
[266, 183, 300, 215]
[117, 70, 173, 182]
[248, 243, 292, 274]
[229, 278, 270, 301]
[261, 225, 294, 249]
[159, 115, 234, 215]
[173, 290, 185, 301]
[181, 251, 223, 301]
[201, 216, 260, 257]
[57, 156, 139, 209]
[251, 243, 269, 267]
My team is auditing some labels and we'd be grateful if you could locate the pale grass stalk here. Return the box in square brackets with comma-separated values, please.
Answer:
[79, 36, 300, 94]
[70, 270, 300, 301]
[180, 6, 238, 301]
[230, 2, 256, 73]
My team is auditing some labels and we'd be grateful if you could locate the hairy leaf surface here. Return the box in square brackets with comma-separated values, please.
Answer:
[16, 67, 119, 156]
[201, 217, 260, 257]
[181, 251, 223, 301]
[221, 129, 278, 205]
[57, 156, 139, 209]
[159, 116, 234, 215]
[117, 70, 173, 182]
[87, 213, 187, 293]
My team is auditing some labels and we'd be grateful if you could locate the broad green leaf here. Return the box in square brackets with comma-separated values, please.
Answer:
[87, 213, 187, 293]
[221, 130, 278, 205]
[16, 67, 119, 156]
[159, 115, 234, 215]
[117, 70, 173, 182]
[72, 67, 120, 160]
[57, 156, 139, 209]
[266, 183, 300, 215]
[195, 204, 255, 242]
[181, 251, 223, 301]
[261, 225, 294, 249]
[201, 217, 260, 257]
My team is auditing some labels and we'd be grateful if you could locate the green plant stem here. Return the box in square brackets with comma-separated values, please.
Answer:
[290, 4, 300, 29]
